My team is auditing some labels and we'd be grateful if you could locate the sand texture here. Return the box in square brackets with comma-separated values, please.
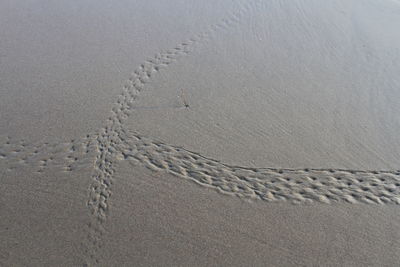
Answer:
[1, 0, 400, 266]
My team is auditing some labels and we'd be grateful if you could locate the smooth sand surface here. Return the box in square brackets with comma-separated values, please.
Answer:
[0, 0, 233, 141]
[100, 163, 400, 266]
[1, 0, 400, 266]
[126, 0, 400, 169]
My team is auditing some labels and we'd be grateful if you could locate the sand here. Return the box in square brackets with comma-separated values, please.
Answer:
[1, 0, 400, 266]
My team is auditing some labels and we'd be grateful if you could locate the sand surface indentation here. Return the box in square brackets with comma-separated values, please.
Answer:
[116, 130, 400, 205]
[1, 0, 400, 265]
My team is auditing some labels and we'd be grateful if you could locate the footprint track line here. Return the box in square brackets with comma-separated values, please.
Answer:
[116, 130, 400, 205]
[83, 0, 260, 265]
[0, 0, 399, 265]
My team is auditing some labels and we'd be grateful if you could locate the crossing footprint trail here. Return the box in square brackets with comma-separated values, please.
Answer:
[0, 0, 400, 265]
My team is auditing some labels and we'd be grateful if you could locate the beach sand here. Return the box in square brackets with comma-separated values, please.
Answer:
[1, 0, 400, 266]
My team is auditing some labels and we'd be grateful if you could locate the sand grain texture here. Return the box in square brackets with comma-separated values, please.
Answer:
[1, 0, 400, 266]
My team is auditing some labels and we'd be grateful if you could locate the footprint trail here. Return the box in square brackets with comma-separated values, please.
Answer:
[0, 0, 399, 265]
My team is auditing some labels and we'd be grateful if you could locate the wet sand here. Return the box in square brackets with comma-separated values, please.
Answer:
[1, 0, 400, 266]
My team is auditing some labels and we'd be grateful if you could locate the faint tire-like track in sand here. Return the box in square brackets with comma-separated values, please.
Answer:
[0, 135, 96, 173]
[1, 0, 400, 265]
